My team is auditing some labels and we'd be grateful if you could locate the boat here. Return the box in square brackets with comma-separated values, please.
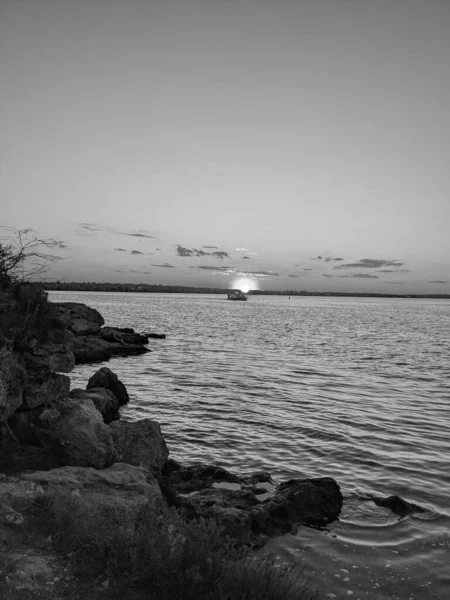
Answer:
[227, 289, 247, 301]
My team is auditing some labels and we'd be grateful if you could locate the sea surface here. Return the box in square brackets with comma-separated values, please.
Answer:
[49, 291, 450, 600]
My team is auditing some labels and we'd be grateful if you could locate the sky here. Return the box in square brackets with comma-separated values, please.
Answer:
[1, 0, 449, 293]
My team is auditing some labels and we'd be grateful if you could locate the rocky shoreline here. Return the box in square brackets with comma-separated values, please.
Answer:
[0, 298, 420, 595]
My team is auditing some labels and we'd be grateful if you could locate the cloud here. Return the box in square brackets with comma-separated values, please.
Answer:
[428, 280, 448, 284]
[131, 250, 143, 255]
[325, 257, 344, 262]
[198, 265, 235, 272]
[310, 256, 322, 260]
[236, 247, 249, 251]
[114, 248, 127, 252]
[245, 270, 279, 276]
[118, 232, 156, 239]
[176, 245, 194, 257]
[322, 274, 333, 278]
[338, 273, 379, 279]
[377, 269, 410, 273]
[302, 268, 313, 271]
[202, 245, 218, 249]
[152, 263, 175, 268]
[242, 256, 250, 259]
[333, 259, 404, 269]
[176, 245, 230, 259]
[79, 223, 102, 232]
[288, 274, 300, 278]
[386, 281, 404, 285]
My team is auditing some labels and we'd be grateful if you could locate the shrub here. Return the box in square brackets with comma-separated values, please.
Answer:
[32, 490, 319, 600]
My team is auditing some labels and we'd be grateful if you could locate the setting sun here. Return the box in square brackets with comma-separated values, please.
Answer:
[230, 277, 260, 293]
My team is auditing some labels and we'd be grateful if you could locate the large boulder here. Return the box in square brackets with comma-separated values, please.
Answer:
[86, 367, 129, 405]
[69, 387, 120, 424]
[109, 419, 169, 475]
[32, 396, 117, 469]
[22, 462, 164, 533]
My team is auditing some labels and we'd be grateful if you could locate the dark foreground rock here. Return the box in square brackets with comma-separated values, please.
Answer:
[160, 461, 343, 543]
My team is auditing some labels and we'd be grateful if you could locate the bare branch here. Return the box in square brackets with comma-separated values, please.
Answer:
[0, 227, 66, 285]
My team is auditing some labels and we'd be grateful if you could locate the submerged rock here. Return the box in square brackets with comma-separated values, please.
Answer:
[372, 494, 426, 517]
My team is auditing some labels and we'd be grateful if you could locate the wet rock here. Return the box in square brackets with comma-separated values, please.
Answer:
[160, 461, 342, 543]
[372, 494, 425, 516]
[69, 387, 120, 424]
[252, 477, 343, 533]
[109, 419, 169, 475]
[146, 333, 166, 339]
[72, 336, 150, 364]
[99, 326, 149, 345]
[86, 367, 129, 405]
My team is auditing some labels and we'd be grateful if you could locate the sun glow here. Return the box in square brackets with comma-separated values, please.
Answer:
[230, 277, 260, 293]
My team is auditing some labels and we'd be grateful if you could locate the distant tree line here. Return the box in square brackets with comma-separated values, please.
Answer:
[41, 281, 450, 299]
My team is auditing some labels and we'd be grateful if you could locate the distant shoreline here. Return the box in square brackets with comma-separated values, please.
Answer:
[42, 282, 450, 300]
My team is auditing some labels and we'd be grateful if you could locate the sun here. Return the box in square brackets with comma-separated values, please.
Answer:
[230, 277, 260, 294]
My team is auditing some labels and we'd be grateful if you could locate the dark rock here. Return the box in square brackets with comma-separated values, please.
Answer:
[160, 461, 342, 543]
[109, 419, 169, 475]
[86, 367, 129, 405]
[252, 477, 343, 534]
[372, 494, 425, 516]
[22, 373, 70, 410]
[31, 396, 117, 469]
[146, 333, 166, 339]
[51, 302, 104, 336]
[72, 336, 150, 364]
[69, 387, 120, 424]
[99, 326, 149, 345]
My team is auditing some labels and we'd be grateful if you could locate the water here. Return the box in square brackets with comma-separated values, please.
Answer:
[49, 291, 450, 600]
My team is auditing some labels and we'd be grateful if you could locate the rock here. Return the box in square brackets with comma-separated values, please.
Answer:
[51, 302, 105, 336]
[372, 494, 425, 516]
[22, 373, 70, 410]
[99, 326, 149, 345]
[146, 333, 166, 339]
[252, 477, 343, 534]
[0, 502, 25, 527]
[69, 387, 120, 423]
[160, 462, 342, 543]
[0, 475, 45, 509]
[86, 367, 129, 405]
[71, 336, 150, 364]
[24, 342, 75, 373]
[33, 396, 117, 469]
[22, 462, 164, 534]
[109, 419, 169, 475]
[0, 347, 27, 421]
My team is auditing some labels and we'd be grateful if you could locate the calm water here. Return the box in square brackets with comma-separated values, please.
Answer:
[49, 291, 450, 600]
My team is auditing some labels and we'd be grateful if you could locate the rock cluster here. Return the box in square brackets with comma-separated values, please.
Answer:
[52, 302, 152, 363]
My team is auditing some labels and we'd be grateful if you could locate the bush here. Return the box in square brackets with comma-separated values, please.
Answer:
[32, 491, 318, 600]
